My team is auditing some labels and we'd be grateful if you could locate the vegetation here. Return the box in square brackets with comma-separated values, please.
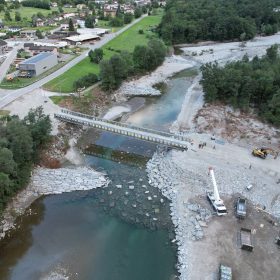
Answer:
[100, 38, 166, 91]
[159, 0, 280, 44]
[44, 12, 163, 93]
[68, 18, 75, 31]
[89, 48, 104, 64]
[200, 45, 280, 126]
[0, 107, 51, 214]
[22, 0, 50, 10]
[73, 73, 99, 91]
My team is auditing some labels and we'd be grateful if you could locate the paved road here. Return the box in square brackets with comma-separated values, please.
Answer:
[0, 44, 22, 83]
[0, 15, 147, 109]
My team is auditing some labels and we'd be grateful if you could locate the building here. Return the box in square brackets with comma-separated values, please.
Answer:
[7, 26, 22, 33]
[35, 18, 45, 27]
[0, 39, 7, 55]
[24, 43, 58, 56]
[77, 4, 87, 10]
[19, 53, 58, 77]
[20, 30, 36, 38]
[77, 28, 109, 36]
[64, 34, 100, 45]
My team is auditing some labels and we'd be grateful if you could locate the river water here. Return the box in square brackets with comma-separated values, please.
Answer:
[0, 75, 192, 280]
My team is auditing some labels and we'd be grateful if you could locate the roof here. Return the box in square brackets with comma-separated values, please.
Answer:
[20, 30, 36, 33]
[20, 53, 55, 65]
[0, 39, 7, 46]
[30, 45, 56, 51]
[65, 34, 100, 42]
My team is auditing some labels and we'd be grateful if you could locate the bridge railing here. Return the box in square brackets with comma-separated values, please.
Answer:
[59, 109, 191, 142]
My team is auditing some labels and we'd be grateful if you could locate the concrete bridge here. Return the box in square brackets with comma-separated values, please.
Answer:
[54, 109, 190, 150]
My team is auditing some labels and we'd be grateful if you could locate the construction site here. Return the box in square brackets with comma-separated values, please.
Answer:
[147, 132, 280, 279]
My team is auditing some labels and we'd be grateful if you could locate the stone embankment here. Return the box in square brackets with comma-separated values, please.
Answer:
[147, 151, 198, 280]
[0, 167, 109, 240]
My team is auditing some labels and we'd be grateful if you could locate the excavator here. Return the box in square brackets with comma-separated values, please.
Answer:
[252, 148, 278, 159]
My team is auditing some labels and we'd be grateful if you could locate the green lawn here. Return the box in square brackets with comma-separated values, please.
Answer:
[0, 56, 77, 89]
[44, 11, 163, 93]
[0, 7, 77, 24]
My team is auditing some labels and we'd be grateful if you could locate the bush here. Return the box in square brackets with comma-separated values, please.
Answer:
[89, 48, 103, 64]
[110, 17, 124, 27]
[73, 73, 98, 90]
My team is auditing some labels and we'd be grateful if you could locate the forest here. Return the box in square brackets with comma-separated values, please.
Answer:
[159, 0, 280, 44]
[0, 107, 51, 214]
[200, 45, 280, 126]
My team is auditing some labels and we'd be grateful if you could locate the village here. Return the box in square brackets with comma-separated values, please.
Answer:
[0, 0, 165, 83]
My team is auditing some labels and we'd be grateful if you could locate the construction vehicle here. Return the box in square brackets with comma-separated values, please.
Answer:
[235, 197, 247, 219]
[252, 147, 277, 159]
[219, 265, 232, 280]
[207, 167, 227, 216]
[240, 228, 254, 251]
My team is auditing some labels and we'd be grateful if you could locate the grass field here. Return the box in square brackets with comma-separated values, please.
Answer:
[0, 7, 77, 24]
[0, 56, 77, 89]
[44, 11, 163, 93]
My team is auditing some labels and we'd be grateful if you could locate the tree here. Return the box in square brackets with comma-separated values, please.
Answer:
[6, 119, 33, 165]
[15, 11, 21, 22]
[266, 44, 278, 61]
[134, 7, 142, 18]
[110, 16, 124, 27]
[132, 39, 166, 72]
[73, 73, 98, 90]
[4, 10, 12, 21]
[0, 4, 4, 13]
[36, 29, 44, 39]
[89, 48, 104, 64]
[124, 13, 133, 24]
[85, 15, 95, 28]
[100, 60, 115, 91]
[23, 106, 51, 154]
[69, 18, 75, 31]
[0, 148, 16, 176]
[58, 6, 64, 13]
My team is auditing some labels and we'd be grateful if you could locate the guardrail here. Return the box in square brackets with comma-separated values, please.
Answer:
[60, 109, 190, 142]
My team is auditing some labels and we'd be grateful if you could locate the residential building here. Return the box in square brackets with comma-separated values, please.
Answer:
[20, 30, 36, 38]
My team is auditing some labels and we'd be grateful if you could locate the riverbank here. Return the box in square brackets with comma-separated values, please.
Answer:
[114, 55, 196, 101]
[0, 167, 109, 241]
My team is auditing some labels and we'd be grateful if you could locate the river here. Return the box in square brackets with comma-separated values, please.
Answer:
[0, 74, 194, 280]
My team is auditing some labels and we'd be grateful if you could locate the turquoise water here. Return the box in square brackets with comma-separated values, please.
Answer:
[0, 75, 193, 279]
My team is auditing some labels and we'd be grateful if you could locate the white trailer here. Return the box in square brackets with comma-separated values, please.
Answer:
[207, 167, 227, 216]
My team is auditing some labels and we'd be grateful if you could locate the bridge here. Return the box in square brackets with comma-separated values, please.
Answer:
[54, 109, 190, 150]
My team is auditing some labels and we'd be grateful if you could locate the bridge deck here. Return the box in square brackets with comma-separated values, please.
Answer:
[55, 109, 190, 149]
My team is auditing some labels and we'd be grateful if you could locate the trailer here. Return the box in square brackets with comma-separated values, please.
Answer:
[236, 197, 247, 219]
[240, 228, 254, 251]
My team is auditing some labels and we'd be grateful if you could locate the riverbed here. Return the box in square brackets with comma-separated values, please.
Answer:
[0, 72, 196, 280]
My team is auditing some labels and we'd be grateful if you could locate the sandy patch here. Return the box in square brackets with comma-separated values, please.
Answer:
[103, 105, 131, 120]
[4, 88, 62, 135]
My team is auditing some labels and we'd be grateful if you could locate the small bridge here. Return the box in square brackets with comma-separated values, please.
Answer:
[54, 109, 190, 150]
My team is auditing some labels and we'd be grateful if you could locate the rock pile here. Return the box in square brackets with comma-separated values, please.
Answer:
[117, 84, 161, 97]
[31, 167, 109, 195]
[187, 203, 211, 240]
